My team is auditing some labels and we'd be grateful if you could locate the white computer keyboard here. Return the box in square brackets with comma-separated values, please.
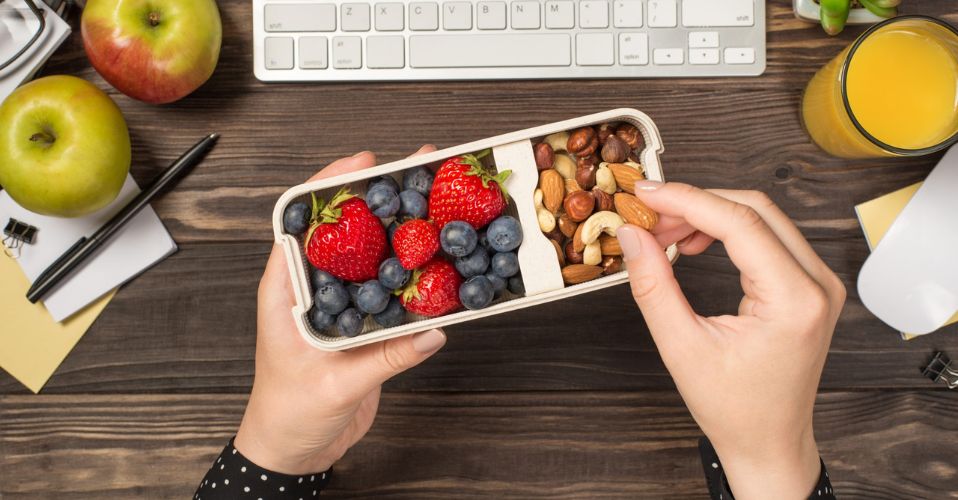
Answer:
[252, 0, 766, 82]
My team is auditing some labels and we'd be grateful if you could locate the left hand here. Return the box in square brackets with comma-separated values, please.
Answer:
[234, 146, 447, 474]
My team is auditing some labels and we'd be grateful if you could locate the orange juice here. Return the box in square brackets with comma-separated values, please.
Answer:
[802, 17, 958, 158]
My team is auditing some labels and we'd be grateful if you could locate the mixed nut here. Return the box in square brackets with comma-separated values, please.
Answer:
[533, 122, 659, 285]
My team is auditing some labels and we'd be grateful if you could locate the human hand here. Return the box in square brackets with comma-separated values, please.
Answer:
[234, 147, 447, 475]
[616, 182, 845, 500]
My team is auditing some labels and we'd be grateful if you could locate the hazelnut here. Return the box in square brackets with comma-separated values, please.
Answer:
[567, 127, 599, 157]
[601, 135, 630, 163]
[576, 154, 598, 170]
[601, 255, 623, 275]
[597, 123, 616, 145]
[564, 241, 584, 265]
[544, 225, 564, 244]
[593, 187, 614, 212]
[563, 190, 595, 222]
[615, 123, 644, 150]
[628, 149, 641, 163]
[575, 163, 597, 191]
[534, 142, 555, 171]
[558, 213, 578, 238]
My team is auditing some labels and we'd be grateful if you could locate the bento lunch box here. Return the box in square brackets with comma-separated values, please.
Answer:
[272, 108, 678, 351]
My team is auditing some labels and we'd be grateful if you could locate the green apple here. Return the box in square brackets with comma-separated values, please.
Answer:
[81, 0, 222, 104]
[0, 75, 131, 217]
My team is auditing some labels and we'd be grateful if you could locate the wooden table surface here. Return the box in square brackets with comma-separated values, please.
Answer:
[3, 1, 958, 498]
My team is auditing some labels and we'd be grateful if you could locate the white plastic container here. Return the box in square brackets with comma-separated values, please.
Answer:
[272, 108, 678, 351]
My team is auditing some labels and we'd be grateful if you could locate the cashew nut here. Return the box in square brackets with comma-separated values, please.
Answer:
[554, 154, 576, 180]
[583, 240, 602, 266]
[544, 131, 570, 152]
[595, 165, 617, 194]
[580, 211, 625, 246]
[534, 188, 556, 233]
[565, 178, 583, 195]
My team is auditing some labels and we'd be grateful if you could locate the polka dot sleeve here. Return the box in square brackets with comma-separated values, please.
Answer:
[699, 437, 836, 500]
[194, 438, 331, 499]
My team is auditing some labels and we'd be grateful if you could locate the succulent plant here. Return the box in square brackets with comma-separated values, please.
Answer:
[818, 0, 900, 35]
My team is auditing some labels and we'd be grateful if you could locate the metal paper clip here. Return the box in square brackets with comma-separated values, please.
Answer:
[2, 218, 38, 259]
[922, 351, 958, 389]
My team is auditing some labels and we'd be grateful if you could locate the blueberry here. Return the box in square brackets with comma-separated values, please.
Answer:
[387, 221, 400, 244]
[477, 230, 495, 253]
[398, 190, 428, 220]
[402, 166, 434, 197]
[484, 271, 507, 298]
[283, 202, 311, 235]
[337, 308, 365, 337]
[310, 268, 340, 291]
[373, 297, 406, 328]
[487, 216, 523, 252]
[307, 307, 336, 331]
[378, 257, 410, 289]
[491, 252, 519, 278]
[347, 283, 362, 305]
[459, 276, 495, 310]
[367, 175, 400, 194]
[455, 247, 490, 278]
[440, 221, 478, 257]
[508, 275, 525, 295]
[356, 280, 391, 314]
[366, 185, 400, 218]
[315, 281, 350, 314]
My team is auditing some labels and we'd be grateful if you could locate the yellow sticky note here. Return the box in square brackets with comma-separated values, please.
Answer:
[855, 182, 958, 339]
[0, 252, 114, 393]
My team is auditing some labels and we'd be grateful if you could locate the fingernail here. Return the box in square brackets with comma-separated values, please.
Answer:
[352, 150, 371, 158]
[412, 329, 446, 353]
[616, 225, 643, 261]
[634, 180, 663, 192]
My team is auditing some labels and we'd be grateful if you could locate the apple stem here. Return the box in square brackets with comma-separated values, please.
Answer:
[29, 131, 56, 147]
[148, 11, 161, 27]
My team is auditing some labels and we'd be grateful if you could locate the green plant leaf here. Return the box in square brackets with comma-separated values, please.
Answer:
[820, 0, 850, 35]
[859, 0, 897, 18]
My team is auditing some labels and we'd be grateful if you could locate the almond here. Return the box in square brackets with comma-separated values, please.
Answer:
[614, 192, 658, 230]
[599, 234, 622, 256]
[558, 213, 578, 238]
[607, 163, 646, 194]
[565, 178, 583, 195]
[562, 264, 603, 285]
[573, 222, 586, 253]
[539, 169, 565, 214]
[551, 239, 566, 266]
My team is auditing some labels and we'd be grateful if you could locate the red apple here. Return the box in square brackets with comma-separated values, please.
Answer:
[81, 0, 222, 104]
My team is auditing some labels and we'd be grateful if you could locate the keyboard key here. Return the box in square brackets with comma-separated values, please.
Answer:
[544, 1, 574, 29]
[444, 2, 473, 29]
[688, 31, 719, 48]
[647, 0, 676, 28]
[613, 0, 642, 28]
[576, 33, 613, 66]
[367, 35, 405, 68]
[333, 36, 363, 68]
[579, 1, 608, 29]
[410, 2, 439, 30]
[618, 33, 648, 65]
[653, 48, 683, 65]
[264, 37, 294, 69]
[689, 48, 719, 64]
[264, 4, 336, 32]
[299, 36, 329, 68]
[477, 2, 506, 30]
[682, 0, 754, 27]
[409, 34, 571, 67]
[342, 3, 371, 31]
[724, 47, 755, 64]
[375, 3, 404, 30]
[511, 1, 541, 29]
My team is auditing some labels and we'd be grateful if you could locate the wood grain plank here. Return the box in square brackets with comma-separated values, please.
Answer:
[2, 391, 956, 499]
[0, 242, 954, 394]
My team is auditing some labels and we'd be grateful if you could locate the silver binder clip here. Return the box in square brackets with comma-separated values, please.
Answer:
[923, 351, 958, 389]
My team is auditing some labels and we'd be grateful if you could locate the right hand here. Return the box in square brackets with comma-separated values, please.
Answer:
[615, 182, 846, 500]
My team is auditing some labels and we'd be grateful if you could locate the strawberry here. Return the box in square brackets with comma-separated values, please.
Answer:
[399, 258, 462, 317]
[305, 188, 387, 282]
[428, 151, 512, 230]
[392, 219, 440, 270]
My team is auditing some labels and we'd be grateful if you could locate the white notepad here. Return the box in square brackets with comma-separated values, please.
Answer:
[0, 175, 177, 321]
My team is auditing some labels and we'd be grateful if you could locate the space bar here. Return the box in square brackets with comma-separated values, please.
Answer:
[410, 34, 571, 68]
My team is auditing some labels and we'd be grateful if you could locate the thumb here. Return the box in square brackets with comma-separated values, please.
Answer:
[342, 329, 446, 394]
[617, 225, 700, 346]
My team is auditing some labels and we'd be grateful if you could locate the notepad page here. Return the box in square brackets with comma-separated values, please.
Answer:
[0, 175, 177, 322]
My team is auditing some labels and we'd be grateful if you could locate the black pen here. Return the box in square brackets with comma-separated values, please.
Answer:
[26, 133, 220, 304]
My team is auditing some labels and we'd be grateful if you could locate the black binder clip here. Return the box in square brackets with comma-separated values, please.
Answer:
[2, 218, 38, 258]
[922, 351, 958, 389]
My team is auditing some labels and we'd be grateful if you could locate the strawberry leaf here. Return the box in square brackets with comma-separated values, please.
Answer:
[398, 268, 424, 302]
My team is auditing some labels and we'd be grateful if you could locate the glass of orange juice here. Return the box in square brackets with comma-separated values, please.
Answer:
[802, 16, 958, 158]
